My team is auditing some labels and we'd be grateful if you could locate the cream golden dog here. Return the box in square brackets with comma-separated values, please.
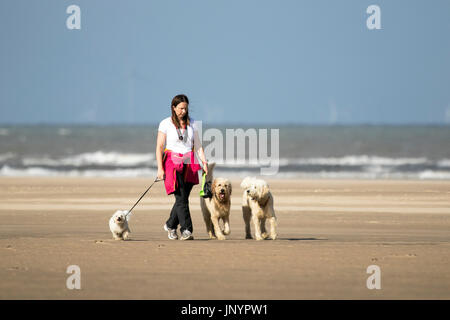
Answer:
[200, 163, 232, 240]
[240, 177, 277, 240]
[109, 210, 131, 240]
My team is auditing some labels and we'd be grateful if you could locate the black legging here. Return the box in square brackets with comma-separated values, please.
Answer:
[165, 167, 194, 233]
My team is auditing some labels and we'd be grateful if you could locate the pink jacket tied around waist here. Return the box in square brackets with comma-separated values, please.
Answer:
[162, 149, 201, 195]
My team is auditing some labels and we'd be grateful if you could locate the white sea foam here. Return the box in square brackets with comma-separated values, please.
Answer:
[22, 151, 155, 167]
[2, 164, 450, 180]
[437, 159, 450, 167]
[291, 155, 429, 166]
[418, 170, 450, 180]
[2, 152, 449, 179]
[0, 152, 15, 162]
[214, 158, 265, 167]
[195, 155, 430, 167]
[0, 165, 157, 177]
[0, 128, 9, 136]
[14, 153, 442, 169]
[57, 128, 71, 136]
[0, 165, 61, 177]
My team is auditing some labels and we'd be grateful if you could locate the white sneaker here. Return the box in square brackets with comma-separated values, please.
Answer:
[180, 230, 194, 241]
[164, 224, 178, 240]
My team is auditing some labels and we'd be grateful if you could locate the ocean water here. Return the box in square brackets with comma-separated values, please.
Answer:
[0, 125, 449, 179]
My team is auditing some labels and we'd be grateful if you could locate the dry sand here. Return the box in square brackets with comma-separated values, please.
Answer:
[0, 177, 449, 299]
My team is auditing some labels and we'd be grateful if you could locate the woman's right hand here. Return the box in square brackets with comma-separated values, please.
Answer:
[157, 168, 165, 181]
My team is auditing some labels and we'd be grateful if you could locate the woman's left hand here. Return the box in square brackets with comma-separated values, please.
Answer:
[202, 161, 208, 175]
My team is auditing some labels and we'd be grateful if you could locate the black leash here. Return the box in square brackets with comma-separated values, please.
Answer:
[125, 177, 161, 216]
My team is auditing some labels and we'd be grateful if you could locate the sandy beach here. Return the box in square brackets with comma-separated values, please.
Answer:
[0, 177, 449, 299]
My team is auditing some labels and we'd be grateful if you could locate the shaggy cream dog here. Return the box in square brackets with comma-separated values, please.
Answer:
[109, 210, 131, 240]
[240, 177, 277, 240]
[200, 163, 232, 240]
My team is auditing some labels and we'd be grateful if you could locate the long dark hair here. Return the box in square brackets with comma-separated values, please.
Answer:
[171, 94, 190, 128]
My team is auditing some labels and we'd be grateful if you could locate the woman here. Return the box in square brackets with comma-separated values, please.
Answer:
[156, 94, 208, 240]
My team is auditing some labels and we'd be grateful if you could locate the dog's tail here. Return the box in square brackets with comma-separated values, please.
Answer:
[205, 162, 216, 182]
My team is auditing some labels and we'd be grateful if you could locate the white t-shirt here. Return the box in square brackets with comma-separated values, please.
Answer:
[158, 117, 202, 154]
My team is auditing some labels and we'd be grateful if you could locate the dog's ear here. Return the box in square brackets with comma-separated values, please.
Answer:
[211, 178, 217, 195]
[260, 182, 270, 201]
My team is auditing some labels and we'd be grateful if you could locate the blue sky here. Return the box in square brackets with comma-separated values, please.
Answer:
[1, 0, 449, 125]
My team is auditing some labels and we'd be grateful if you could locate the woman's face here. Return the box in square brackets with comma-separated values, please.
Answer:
[173, 102, 188, 120]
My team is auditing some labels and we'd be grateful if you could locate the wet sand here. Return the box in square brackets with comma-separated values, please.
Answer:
[0, 177, 449, 299]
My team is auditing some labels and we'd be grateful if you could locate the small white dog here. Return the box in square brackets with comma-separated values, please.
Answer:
[200, 163, 232, 240]
[240, 177, 277, 240]
[109, 210, 131, 240]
